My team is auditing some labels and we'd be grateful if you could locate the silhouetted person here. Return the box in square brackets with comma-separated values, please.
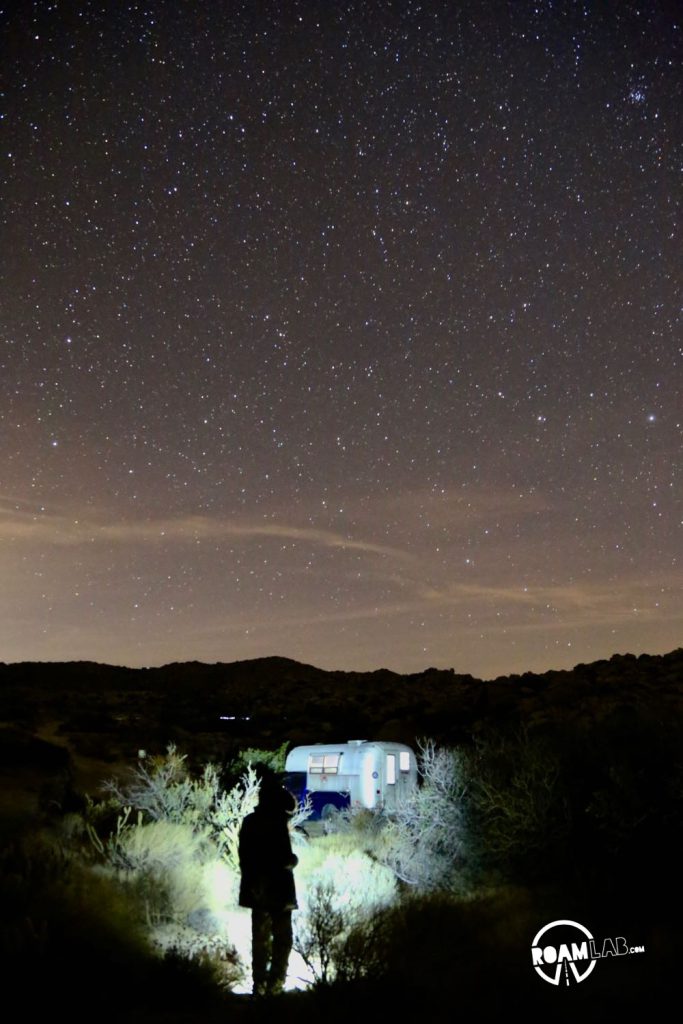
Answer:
[239, 772, 298, 996]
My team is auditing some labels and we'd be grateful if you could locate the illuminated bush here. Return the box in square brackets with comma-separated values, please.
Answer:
[319, 740, 470, 893]
[293, 831, 398, 983]
[296, 832, 397, 916]
[294, 882, 345, 984]
[101, 744, 260, 871]
[231, 740, 289, 774]
[382, 739, 469, 891]
[84, 745, 265, 985]
[320, 734, 573, 894]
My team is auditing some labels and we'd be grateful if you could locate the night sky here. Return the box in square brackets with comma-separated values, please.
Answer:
[1, 1, 680, 678]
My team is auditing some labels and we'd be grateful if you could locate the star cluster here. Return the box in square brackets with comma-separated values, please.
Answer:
[1, 1, 680, 676]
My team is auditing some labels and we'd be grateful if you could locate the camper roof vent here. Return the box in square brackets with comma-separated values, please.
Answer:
[347, 739, 366, 745]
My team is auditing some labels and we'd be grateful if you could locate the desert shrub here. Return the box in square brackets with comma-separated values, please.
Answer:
[231, 740, 289, 775]
[0, 832, 246, 1020]
[354, 739, 470, 893]
[207, 765, 261, 872]
[573, 712, 683, 907]
[294, 881, 346, 984]
[295, 832, 397, 917]
[0, 832, 155, 1002]
[154, 927, 243, 990]
[586, 713, 682, 833]
[382, 725, 680, 897]
[333, 886, 543, 1012]
[293, 831, 397, 983]
[90, 818, 236, 971]
[313, 742, 467, 893]
[324, 735, 574, 895]
[466, 728, 572, 879]
[100, 744, 260, 870]
[81, 745, 269, 985]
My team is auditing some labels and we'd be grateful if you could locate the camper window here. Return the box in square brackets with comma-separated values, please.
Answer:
[399, 751, 411, 772]
[386, 754, 396, 784]
[309, 752, 340, 775]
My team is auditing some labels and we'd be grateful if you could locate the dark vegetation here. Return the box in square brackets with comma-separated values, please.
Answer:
[0, 649, 681, 1021]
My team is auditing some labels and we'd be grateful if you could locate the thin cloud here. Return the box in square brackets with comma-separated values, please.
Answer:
[183, 573, 681, 638]
[0, 508, 412, 561]
[414, 577, 682, 629]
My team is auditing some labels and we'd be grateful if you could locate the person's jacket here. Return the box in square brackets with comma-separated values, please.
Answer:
[238, 799, 298, 911]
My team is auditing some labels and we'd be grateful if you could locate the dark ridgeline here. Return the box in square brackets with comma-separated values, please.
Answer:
[0, 649, 681, 749]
